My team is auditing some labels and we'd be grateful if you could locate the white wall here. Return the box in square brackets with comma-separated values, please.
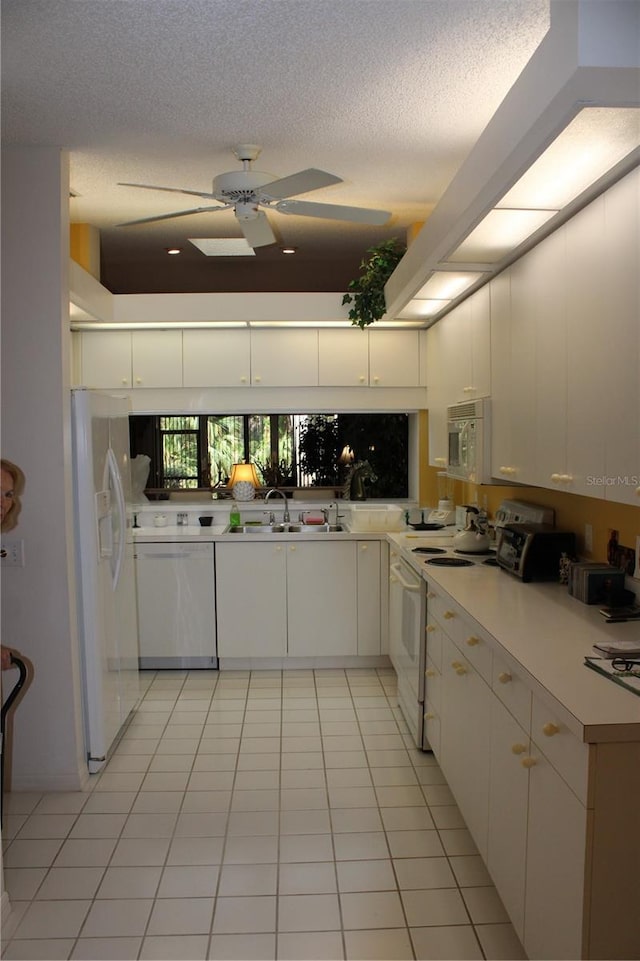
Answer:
[1, 148, 88, 791]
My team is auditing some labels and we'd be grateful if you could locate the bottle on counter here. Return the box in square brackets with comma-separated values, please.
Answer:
[229, 501, 241, 527]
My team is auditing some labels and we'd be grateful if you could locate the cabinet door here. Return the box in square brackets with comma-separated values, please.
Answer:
[425, 324, 448, 468]
[357, 540, 381, 655]
[287, 541, 357, 657]
[135, 542, 216, 668]
[251, 329, 318, 386]
[183, 329, 251, 387]
[80, 331, 132, 388]
[523, 751, 587, 961]
[318, 329, 369, 386]
[507, 256, 538, 484]
[601, 169, 640, 505]
[368, 330, 420, 386]
[439, 633, 491, 858]
[216, 542, 287, 657]
[529, 229, 568, 490]
[487, 695, 530, 940]
[468, 284, 491, 399]
[131, 330, 183, 387]
[489, 272, 515, 481]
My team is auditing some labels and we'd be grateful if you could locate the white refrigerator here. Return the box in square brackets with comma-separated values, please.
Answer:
[71, 389, 140, 773]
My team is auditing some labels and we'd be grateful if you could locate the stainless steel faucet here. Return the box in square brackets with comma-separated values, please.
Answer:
[328, 501, 339, 526]
[264, 488, 290, 523]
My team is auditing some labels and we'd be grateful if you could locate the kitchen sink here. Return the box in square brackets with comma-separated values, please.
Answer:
[227, 523, 344, 534]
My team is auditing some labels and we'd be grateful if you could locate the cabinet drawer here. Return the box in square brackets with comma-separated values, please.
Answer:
[531, 696, 589, 802]
[492, 653, 532, 732]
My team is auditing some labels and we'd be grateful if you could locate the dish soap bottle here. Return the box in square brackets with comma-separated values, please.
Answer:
[229, 501, 241, 528]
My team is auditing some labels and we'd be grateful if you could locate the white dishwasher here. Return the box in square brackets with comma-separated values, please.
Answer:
[134, 541, 217, 669]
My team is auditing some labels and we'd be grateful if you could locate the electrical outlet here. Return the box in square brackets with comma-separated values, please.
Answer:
[1, 539, 25, 567]
[584, 523, 593, 554]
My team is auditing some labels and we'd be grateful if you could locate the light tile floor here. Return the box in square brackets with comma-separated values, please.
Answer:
[1, 668, 527, 960]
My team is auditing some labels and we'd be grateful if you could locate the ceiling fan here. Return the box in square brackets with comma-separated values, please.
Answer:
[116, 144, 391, 248]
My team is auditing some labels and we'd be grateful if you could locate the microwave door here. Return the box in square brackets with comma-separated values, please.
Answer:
[448, 423, 462, 471]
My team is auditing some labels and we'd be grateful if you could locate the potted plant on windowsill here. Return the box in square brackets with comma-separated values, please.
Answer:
[342, 238, 406, 329]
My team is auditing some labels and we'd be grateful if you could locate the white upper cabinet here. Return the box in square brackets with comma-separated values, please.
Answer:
[182, 329, 251, 387]
[368, 329, 420, 386]
[250, 329, 319, 386]
[80, 330, 132, 388]
[131, 330, 183, 388]
[599, 168, 640, 506]
[318, 329, 369, 386]
[319, 328, 421, 387]
[435, 285, 491, 406]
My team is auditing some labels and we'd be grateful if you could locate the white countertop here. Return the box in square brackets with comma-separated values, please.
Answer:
[389, 533, 640, 743]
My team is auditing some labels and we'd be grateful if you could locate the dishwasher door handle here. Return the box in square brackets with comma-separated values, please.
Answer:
[390, 563, 422, 592]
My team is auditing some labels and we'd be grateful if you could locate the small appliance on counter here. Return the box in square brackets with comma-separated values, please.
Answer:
[496, 524, 576, 582]
[426, 471, 456, 526]
[453, 506, 491, 553]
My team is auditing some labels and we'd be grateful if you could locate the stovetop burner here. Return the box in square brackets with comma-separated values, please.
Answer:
[426, 556, 475, 568]
[412, 547, 447, 555]
[454, 548, 496, 557]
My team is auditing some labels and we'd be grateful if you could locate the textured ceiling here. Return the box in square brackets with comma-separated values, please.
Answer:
[1, 0, 550, 294]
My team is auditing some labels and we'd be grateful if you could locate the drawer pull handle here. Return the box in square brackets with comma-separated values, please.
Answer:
[426, 625, 436, 633]
[427, 591, 436, 598]
[466, 636, 480, 647]
[444, 610, 455, 620]
[451, 660, 463, 670]
[425, 669, 437, 678]
[455, 666, 467, 676]
[498, 672, 512, 684]
[511, 743, 527, 755]
[521, 756, 538, 769]
[424, 712, 435, 720]
[542, 722, 560, 737]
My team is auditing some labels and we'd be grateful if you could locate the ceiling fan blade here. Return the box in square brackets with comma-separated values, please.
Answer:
[259, 168, 342, 200]
[116, 205, 228, 226]
[118, 181, 217, 200]
[238, 211, 277, 248]
[275, 198, 391, 225]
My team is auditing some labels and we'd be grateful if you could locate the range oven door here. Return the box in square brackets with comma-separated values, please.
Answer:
[389, 555, 426, 748]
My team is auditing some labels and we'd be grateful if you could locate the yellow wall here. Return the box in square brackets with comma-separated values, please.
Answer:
[70, 223, 100, 279]
[418, 412, 639, 562]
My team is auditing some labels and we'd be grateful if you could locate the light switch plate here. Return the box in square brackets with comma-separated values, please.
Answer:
[1, 539, 25, 567]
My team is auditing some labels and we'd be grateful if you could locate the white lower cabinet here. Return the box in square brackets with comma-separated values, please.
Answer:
[356, 540, 382, 655]
[432, 581, 636, 959]
[523, 747, 587, 961]
[216, 540, 360, 660]
[439, 633, 491, 860]
[216, 542, 287, 658]
[135, 542, 217, 668]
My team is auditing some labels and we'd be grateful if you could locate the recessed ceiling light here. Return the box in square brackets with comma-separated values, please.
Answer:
[166, 247, 181, 255]
[281, 246, 297, 255]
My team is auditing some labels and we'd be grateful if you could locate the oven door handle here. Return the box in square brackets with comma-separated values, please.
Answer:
[390, 562, 422, 592]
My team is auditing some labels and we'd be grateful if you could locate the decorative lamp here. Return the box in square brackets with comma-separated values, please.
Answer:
[228, 462, 260, 501]
[338, 445, 355, 465]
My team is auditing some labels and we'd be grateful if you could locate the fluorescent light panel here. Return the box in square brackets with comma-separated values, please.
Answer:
[449, 107, 640, 264]
[189, 238, 255, 256]
[415, 271, 485, 300]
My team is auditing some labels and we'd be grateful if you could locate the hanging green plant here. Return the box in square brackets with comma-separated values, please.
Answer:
[342, 238, 406, 329]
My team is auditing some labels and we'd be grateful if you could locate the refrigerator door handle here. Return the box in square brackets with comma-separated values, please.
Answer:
[105, 447, 126, 591]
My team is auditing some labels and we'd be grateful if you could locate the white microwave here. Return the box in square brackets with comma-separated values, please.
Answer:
[446, 398, 491, 484]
